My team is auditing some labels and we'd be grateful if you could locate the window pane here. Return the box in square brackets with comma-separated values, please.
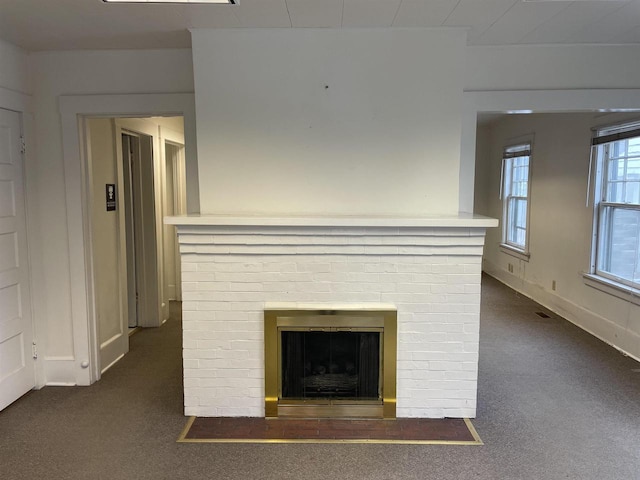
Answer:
[611, 140, 629, 159]
[605, 138, 640, 205]
[627, 158, 640, 176]
[502, 147, 530, 251]
[598, 207, 640, 284]
[629, 138, 640, 156]
[625, 182, 640, 204]
[512, 181, 525, 197]
[607, 158, 623, 182]
[606, 182, 623, 203]
[507, 198, 527, 248]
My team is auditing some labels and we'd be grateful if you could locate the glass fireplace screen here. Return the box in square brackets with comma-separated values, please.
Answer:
[265, 309, 397, 418]
[280, 330, 381, 401]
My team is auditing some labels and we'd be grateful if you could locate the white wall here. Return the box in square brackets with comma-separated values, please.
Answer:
[29, 49, 193, 384]
[191, 28, 467, 216]
[476, 112, 640, 361]
[0, 39, 31, 95]
[466, 44, 640, 91]
[22, 38, 640, 386]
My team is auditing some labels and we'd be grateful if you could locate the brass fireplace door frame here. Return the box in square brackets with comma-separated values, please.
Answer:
[264, 309, 397, 419]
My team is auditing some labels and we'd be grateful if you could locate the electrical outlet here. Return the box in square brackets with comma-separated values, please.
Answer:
[508, 263, 514, 273]
[552, 280, 557, 291]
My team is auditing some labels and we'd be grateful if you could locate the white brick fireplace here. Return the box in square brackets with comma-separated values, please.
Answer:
[167, 215, 498, 419]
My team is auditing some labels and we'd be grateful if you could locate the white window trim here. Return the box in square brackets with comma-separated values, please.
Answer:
[499, 137, 533, 260]
[499, 243, 531, 261]
[583, 273, 640, 307]
[586, 120, 640, 297]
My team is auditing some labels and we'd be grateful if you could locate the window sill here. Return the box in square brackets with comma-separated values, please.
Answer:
[499, 244, 530, 262]
[583, 274, 640, 306]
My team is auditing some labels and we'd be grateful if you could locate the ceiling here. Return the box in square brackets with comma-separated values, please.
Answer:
[2, 0, 640, 51]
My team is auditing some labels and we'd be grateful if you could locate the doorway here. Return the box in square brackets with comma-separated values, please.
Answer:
[122, 131, 158, 330]
[85, 116, 185, 375]
[58, 93, 196, 386]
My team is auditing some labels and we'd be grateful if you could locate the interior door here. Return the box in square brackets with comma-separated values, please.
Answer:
[121, 131, 160, 328]
[122, 134, 138, 329]
[0, 108, 35, 410]
[87, 118, 129, 374]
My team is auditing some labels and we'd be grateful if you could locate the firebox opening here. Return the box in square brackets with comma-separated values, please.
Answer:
[281, 330, 381, 401]
[264, 309, 397, 419]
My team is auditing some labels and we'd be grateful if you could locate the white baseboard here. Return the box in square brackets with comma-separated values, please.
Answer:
[43, 357, 77, 386]
[483, 261, 640, 363]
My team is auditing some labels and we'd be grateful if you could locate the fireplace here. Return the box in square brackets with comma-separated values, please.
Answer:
[165, 214, 498, 418]
[264, 309, 397, 418]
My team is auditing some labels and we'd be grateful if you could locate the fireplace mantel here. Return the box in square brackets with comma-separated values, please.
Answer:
[165, 213, 498, 228]
[168, 213, 497, 419]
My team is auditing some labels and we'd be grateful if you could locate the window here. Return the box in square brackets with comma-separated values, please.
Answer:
[591, 122, 640, 290]
[501, 143, 531, 255]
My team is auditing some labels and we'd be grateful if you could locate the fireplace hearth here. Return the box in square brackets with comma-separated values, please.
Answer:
[265, 309, 397, 419]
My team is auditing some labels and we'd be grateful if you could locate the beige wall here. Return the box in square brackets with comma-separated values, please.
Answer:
[475, 112, 640, 360]
[87, 119, 121, 348]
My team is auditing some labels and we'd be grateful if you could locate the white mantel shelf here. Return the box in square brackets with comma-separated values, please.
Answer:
[165, 213, 498, 228]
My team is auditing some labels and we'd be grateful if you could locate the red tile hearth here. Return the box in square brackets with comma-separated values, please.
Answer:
[178, 417, 483, 444]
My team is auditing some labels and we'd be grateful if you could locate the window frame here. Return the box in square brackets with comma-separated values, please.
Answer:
[588, 121, 640, 293]
[500, 141, 533, 260]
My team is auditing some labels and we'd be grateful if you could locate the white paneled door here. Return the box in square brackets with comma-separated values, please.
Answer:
[0, 108, 34, 411]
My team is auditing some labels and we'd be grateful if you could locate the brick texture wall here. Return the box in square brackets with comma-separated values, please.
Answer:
[177, 225, 487, 418]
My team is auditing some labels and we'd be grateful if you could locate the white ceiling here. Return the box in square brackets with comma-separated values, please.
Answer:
[1, 0, 640, 51]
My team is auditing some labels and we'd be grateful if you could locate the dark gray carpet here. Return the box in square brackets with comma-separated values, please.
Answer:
[1, 277, 639, 480]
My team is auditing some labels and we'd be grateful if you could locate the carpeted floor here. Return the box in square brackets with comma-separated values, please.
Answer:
[0, 276, 639, 480]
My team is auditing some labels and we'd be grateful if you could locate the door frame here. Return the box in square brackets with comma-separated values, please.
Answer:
[160, 129, 186, 303]
[59, 93, 197, 385]
[120, 133, 139, 330]
[116, 119, 165, 328]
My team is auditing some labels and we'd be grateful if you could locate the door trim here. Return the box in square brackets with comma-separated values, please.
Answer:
[59, 93, 197, 385]
[161, 136, 186, 303]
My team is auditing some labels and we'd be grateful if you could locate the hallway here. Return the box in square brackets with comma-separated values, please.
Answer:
[0, 278, 639, 480]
